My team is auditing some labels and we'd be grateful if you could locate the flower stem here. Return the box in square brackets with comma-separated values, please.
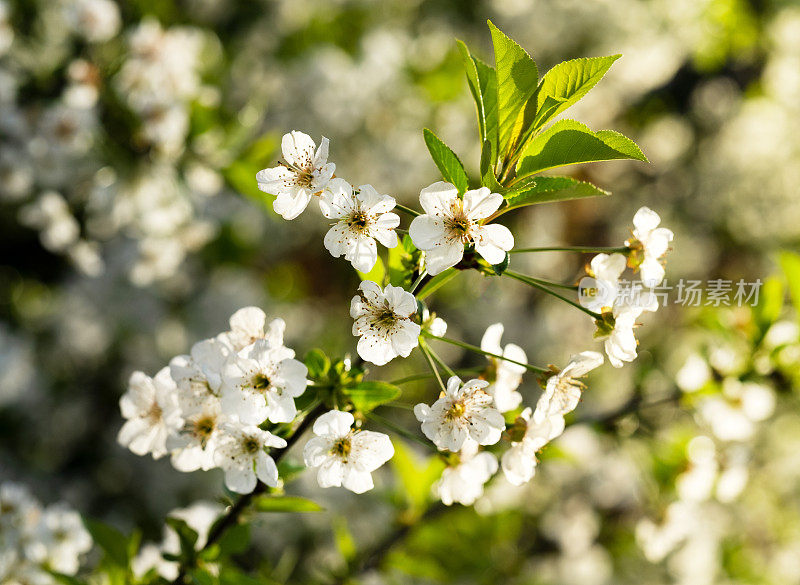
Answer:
[395, 203, 421, 217]
[389, 368, 483, 386]
[517, 275, 578, 291]
[422, 332, 548, 374]
[408, 270, 428, 294]
[420, 339, 456, 377]
[510, 246, 629, 254]
[504, 270, 602, 320]
[365, 411, 436, 451]
[417, 341, 447, 392]
[170, 403, 326, 585]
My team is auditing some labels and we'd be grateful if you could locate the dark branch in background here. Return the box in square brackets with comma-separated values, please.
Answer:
[332, 502, 448, 584]
[575, 387, 683, 430]
[172, 403, 327, 584]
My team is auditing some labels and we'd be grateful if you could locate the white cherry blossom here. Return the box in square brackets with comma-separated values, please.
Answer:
[303, 410, 395, 494]
[581, 253, 627, 313]
[168, 339, 231, 471]
[698, 379, 775, 442]
[256, 131, 335, 220]
[408, 182, 513, 275]
[167, 394, 226, 472]
[118, 367, 183, 459]
[213, 423, 286, 494]
[534, 351, 604, 422]
[221, 306, 288, 353]
[0, 483, 40, 542]
[350, 281, 421, 365]
[319, 178, 399, 273]
[480, 323, 527, 412]
[421, 307, 447, 337]
[600, 305, 644, 368]
[437, 440, 498, 506]
[170, 337, 230, 403]
[221, 339, 308, 425]
[501, 408, 565, 486]
[627, 206, 674, 286]
[414, 376, 505, 452]
[26, 505, 92, 575]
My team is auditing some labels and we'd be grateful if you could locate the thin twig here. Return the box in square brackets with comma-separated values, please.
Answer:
[510, 246, 629, 254]
[366, 411, 436, 451]
[505, 270, 602, 320]
[418, 342, 447, 392]
[423, 332, 548, 374]
[395, 203, 420, 217]
[420, 339, 456, 378]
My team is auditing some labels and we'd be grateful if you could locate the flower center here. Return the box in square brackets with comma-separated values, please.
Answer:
[252, 373, 271, 393]
[445, 400, 466, 421]
[243, 437, 261, 454]
[193, 415, 216, 440]
[331, 436, 352, 460]
[146, 402, 163, 423]
[374, 307, 398, 328]
[296, 170, 314, 187]
[348, 211, 370, 230]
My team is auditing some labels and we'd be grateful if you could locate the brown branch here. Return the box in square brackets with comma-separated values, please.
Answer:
[332, 502, 448, 584]
[171, 403, 326, 584]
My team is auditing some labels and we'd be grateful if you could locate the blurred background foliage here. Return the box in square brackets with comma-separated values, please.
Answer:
[2, 0, 800, 583]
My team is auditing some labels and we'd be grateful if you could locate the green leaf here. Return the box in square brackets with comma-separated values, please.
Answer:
[388, 235, 418, 288]
[533, 55, 621, 131]
[304, 348, 331, 380]
[491, 253, 510, 275]
[277, 459, 307, 481]
[457, 39, 486, 144]
[480, 140, 505, 193]
[347, 381, 402, 411]
[503, 176, 610, 210]
[488, 21, 539, 163]
[48, 572, 88, 585]
[754, 276, 784, 333]
[391, 440, 446, 511]
[217, 522, 250, 556]
[165, 517, 199, 562]
[422, 128, 469, 194]
[333, 516, 357, 564]
[516, 119, 647, 177]
[224, 161, 272, 210]
[357, 254, 385, 284]
[253, 495, 324, 513]
[220, 569, 277, 585]
[84, 518, 129, 567]
[190, 569, 216, 585]
[780, 251, 800, 318]
[416, 268, 459, 300]
[473, 56, 499, 164]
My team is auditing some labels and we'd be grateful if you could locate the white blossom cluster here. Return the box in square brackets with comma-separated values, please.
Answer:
[257, 131, 517, 369]
[118, 306, 303, 494]
[251, 131, 675, 505]
[117, 305, 396, 495]
[582, 206, 674, 367]
[0, 483, 92, 585]
[0, 3, 218, 285]
[114, 18, 205, 158]
[413, 338, 605, 505]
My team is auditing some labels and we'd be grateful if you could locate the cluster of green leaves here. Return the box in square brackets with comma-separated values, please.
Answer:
[303, 348, 401, 414]
[423, 21, 647, 213]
